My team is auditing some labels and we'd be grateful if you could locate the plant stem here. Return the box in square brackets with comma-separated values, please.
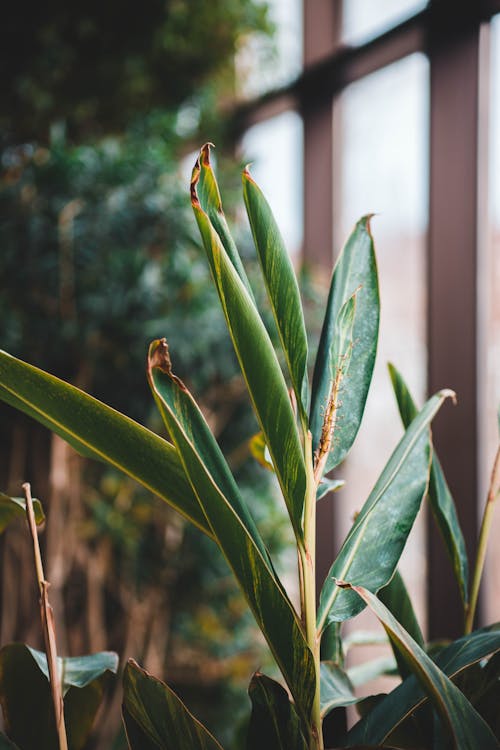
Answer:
[301, 432, 323, 750]
[23, 483, 68, 750]
[464, 445, 500, 634]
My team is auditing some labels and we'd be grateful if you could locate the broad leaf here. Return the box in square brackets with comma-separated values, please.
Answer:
[379, 570, 424, 680]
[317, 390, 454, 631]
[314, 293, 357, 476]
[191, 148, 307, 537]
[0, 351, 212, 537]
[123, 660, 224, 750]
[342, 592, 500, 749]
[310, 217, 379, 473]
[0, 643, 117, 750]
[317, 478, 345, 501]
[0, 492, 45, 534]
[388, 363, 468, 606]
[26, 647, 118, 696]
[247, 673, 307, 750]
[147, 340, 315, 724]
[243, 166, 309, 415]
[320, 662, 360, 718]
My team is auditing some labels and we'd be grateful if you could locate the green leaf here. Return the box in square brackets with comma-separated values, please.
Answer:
[310, 217, 379, 473]
[320, 622, 343, 662]
[317, 478, 345, 501]
[246, 673, 307, 750]
[378, 570, 424, 680]
[191, 148, 307, 538]
[122, 660, 224, 750]
[147, 340, 315, 724]
[388, 362, 469, 606]
[0, 492, 45, 534]
[320, 662, 360, 718]
[0, 643, 117, 750]
[243, 166, 309, 415]
[342, 592, 500, 750]
[0, 350, 212, 538]
[317, 390, 454, 632]
[26, 647, 118, 696]
[194, 143, 254, 300]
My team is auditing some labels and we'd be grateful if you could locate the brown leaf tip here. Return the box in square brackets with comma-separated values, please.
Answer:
[149, 338, 172, 374]
[201, 142, 215, 167]
[334, 578, 350, 589]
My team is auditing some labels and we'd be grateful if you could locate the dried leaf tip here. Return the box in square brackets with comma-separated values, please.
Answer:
[148, 338, 172, 374]
[200, 142, 215, 167]
[440, 388, 457, 405]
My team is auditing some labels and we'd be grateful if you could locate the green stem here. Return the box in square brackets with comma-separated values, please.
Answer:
[301, 431, 323, 750]
[464, 445, 500, 634]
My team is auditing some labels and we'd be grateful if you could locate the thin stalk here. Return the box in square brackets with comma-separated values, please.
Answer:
[23, 483, 68, 750]
[301, 431, 323, 750]
[464, 445, 500, 634]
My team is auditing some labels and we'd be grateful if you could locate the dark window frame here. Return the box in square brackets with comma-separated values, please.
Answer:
[233, 0, 500, 640]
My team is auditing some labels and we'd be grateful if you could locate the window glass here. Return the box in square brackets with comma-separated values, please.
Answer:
[482, 14, 500, 625]
[241, 111, 303, 256]
[342, 0, 427, 47]
[236, 0, 302, 97]
[333, 53, 429, 681]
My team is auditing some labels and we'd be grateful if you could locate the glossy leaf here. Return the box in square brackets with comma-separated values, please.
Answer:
[0, 643, 116, 750]
[191, 147, 307, 537]
[320, 622, 343, 663]
[246, 673, 307, 750]
[379, 570, 424, 680]
[317, 478, 345, 501]
[310, 217, 379, 473]
[0, 350, 212, 537]
[0, 492, 45, 534]
[317, 390, 453, 631]
[314, 293, 357, 476]
[243, 166, 309, 414]
[343, 591, 500, 749]
[26, 647, 118, 696]
[147, 340, 315, 723]
[320, 662, 360, 718]
[194, 143, 254, 299]
[123, 660, 224, 750]
[388, 362, 468, 606]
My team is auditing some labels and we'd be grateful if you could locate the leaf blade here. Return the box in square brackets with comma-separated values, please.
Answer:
[243, 167, 309, 415]
[123, 660, 224, 750]
[191, 148, 307, 537]
[310, 217, 379, 473]
[0, 350, 212, 537]
[317, 390, 454, 631]
[147, 341, 315, 724]
[388, 362, 469, 606]
[343, 593, 500, 750]
[0, 492, 45, 534]
[247, 673, 308, 750]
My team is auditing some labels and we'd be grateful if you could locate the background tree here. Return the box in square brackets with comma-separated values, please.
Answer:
[0, 5, 287, 748]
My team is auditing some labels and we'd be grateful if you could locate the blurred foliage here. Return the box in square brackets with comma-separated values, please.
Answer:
[0, 2, 294, 745]
[0, 0, 272, 143]
[0, 112, 297, 748]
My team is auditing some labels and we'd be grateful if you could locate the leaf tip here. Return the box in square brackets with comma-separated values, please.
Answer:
[148, 338, 171, 374]
[440, 388, 457, 406]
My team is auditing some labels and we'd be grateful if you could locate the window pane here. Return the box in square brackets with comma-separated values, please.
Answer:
[482, 14, 500, 625]
[333, 53, 429, 675]
[236, 0, 302, 97]
[241, 111, 303, 255]
[342, 0, 426, 47]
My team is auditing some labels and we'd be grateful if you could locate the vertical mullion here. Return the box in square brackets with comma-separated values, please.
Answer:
[427, 18, 483, 638]
[303, 2, 340, 604]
